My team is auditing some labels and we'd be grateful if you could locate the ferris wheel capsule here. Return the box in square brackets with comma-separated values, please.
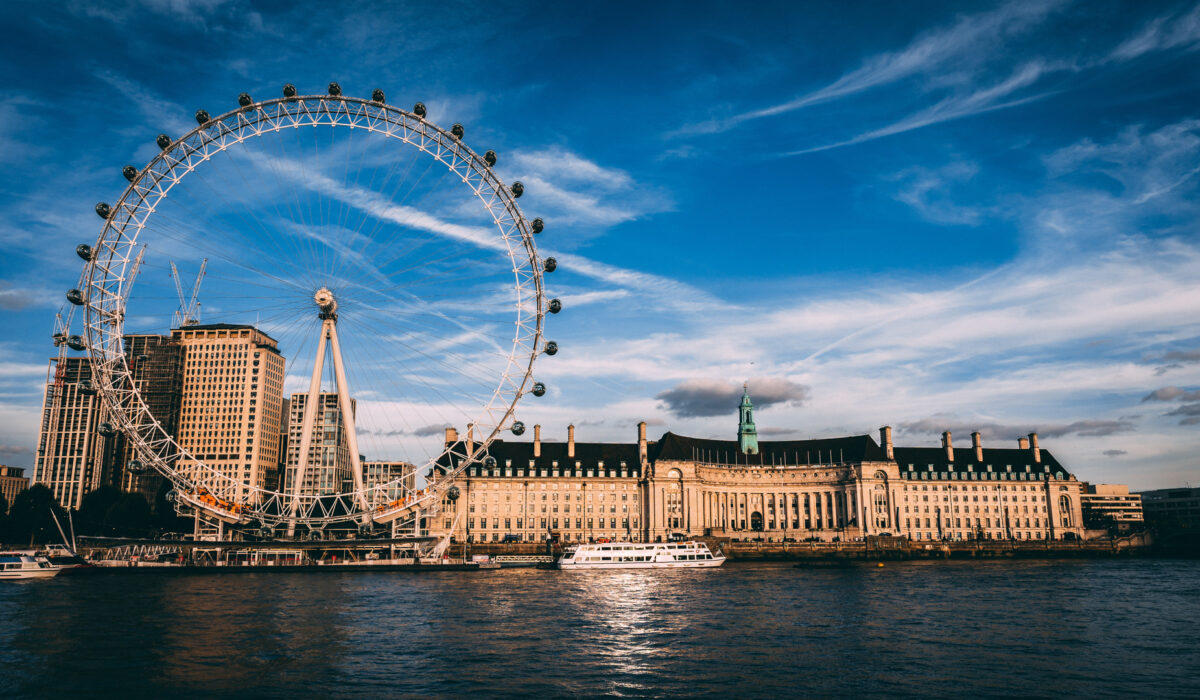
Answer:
[371, 89, 385, 103]
[531, 382, 546, 397]
[195, 110, 210, 125]
[544, 341, 558, 356]
[95, 202, 111, 219]
[282, 83, 297, 98]
[66, 289, 85, 306]
[484, 150, 497, 167]
[76, 244, 94, 261]
[413, 102, 427, 118]
[127, 459, 147, 474]
[98, 422, 116, 437]
[67, 335, 86, 351]
[511, 181, 524, 198]
[483, 455, 497, 468]
[122, 165, 138, 182]
[543, 257, 556, 273]
[78, 379, 97, 395]
[451, 123, 464, 139]
[447, 486, 461, 501]
[531, 218, 544, 234]
[237, 92, 253, 107]
[156, 134, 171, 150]
[511, 421, 526, 436]
[548, 298, 562, 314]
[327, 82, 342, 96]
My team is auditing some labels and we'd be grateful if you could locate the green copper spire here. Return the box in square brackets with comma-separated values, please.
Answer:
[738, 383, 759, 454]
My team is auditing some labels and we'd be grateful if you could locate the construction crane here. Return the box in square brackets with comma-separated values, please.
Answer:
[170, 258, 207, 328]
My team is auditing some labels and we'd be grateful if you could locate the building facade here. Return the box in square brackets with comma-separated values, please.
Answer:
[0, 465, 29, 512]
[118, 334, 185, 503]
[172, 324, 285, 505]
[1138, 487, 1200, 530]
[430, 391, 1087, 544]
[33, 356, 117, 509]
[283, 392, 356, 496]
[1080, 483, 1144, 531]
[362, 460, 416, 507]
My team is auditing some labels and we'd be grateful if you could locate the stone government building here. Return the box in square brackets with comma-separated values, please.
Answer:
[431, 388, 1086, 544]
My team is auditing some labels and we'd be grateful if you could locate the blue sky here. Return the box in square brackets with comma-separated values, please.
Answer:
[1, 0, 1199, 489]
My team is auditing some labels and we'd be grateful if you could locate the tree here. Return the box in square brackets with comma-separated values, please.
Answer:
[6, 484, 67, 545]
[104, 493, 152, 537]
[77, 485, 122, 536]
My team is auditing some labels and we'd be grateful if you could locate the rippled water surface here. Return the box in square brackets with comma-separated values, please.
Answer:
[2, 559, 1199, 698]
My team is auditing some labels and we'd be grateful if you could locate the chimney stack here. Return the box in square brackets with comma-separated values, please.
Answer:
[533, 424, 541, 457]
[444, 426, 458, 444]
[638, 421, 648, 465]
[972, 431, 983, 463]
[466, 423, 475, 456]
[1029, 432, 1041, 463]
[1018, 437, 1029, 450]
[568, 424, 576, 458]
[880, 426, 894, 460]
[942, 431, 954, 462]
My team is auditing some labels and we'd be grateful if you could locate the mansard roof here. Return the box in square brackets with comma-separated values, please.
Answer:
[891, 446, 1071, 479]
[651, 431, 888, 465]
[433, 438, 643, 477]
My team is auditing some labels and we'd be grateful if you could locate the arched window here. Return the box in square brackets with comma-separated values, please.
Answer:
[1059, 495, 1072, 527]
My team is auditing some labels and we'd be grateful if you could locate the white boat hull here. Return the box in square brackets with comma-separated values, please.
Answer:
[557, 540, 726, 570]
[0, 567, 61, 580]
[560, 558, 725, 570]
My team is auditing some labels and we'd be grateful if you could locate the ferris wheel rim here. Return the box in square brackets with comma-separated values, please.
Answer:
[76, 90, 549, 527]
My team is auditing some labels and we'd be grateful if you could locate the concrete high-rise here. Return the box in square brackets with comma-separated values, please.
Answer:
[119, 334, 185, 503]
[172, 324, 285, 505]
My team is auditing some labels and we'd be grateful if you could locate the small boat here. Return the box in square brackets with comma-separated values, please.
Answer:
[558, 541, 726, 570]
[0, 554, 62, 580]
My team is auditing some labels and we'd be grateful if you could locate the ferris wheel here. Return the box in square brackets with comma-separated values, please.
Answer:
[62, 83, 560, 529]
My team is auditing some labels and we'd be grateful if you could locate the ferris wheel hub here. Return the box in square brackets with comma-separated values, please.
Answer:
[314, 287, 338, 319]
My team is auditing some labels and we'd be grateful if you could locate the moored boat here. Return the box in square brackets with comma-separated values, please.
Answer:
[0, 554, 62, 580]
[558, 541, 725, 569]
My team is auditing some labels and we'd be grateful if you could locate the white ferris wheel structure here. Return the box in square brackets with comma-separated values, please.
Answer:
[57, 83, 561, 533]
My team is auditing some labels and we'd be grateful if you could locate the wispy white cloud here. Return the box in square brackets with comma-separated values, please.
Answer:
[1109, 4, 1200, 61]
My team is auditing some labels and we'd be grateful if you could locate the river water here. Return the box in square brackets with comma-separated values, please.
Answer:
[1, 559, 1198, 698]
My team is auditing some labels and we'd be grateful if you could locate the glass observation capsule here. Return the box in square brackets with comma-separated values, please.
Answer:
[328, 82, 342, 96]
[531, 218, 544, 234]
[447, 485, 461, 501]
[543, 257, 557, 273]
[282, 83, 297, 98]
[95, 202, 111, 219]
[128, 460, 146, 474]
[548, 298, 562, 314]
[531, 382, 546, 397]
[484, 150, 497, 167]
[156, 134, 171, 150]
[67, 335, 86, 351]
[122, 165, 138, 182]
[78, 379, 96, 395]
[238, 92, 253, 107]
[451, 123, 464, 139]
[371, 89, 385, 103]
[413, 102, 427, 118]
[76, 244, 93, 261]
[66, 289, 85, 306]
[98, 421, 116, 436]
[510, 181, 524, 198]
[483, 456, 497, 468]
[544, 341, 558, 356]
[195, 110, 210, 125]
[511, 421, 526, 436]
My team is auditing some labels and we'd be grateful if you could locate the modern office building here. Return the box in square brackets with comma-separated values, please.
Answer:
[33, 356, 118, 509]
[172, 323, 286, 505]
[118, 334, 185, 503]
[1138, 487, 1200, 530]
[1079, 483, 1144, 531]
[0, 465, 29, 512]
[362, 460, 416, 506]
[283, 392, 356, 497]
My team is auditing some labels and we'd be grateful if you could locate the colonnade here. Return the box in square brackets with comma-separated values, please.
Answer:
[652, 485, 865, 538]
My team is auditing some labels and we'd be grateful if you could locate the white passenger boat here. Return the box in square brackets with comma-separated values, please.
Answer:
[558, 541, 725, 570]
[0, 554, 62, 580]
